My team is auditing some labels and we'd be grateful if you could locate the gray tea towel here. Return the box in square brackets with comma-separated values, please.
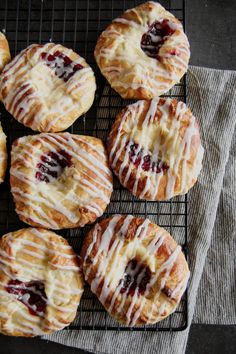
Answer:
[194, 130, 236, 324]
[43, 65, 236, 353]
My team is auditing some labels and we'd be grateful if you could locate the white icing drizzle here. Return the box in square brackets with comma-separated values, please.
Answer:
[18, 238, 75, 259]
[10, 133, 112, 228]
[0, 43, 96, 131]
[83, 224, 101, 277]
[131, 245, 183, 326]
[48, 262, 79, 271]
[92, 215, 123, 266]
[0, 229, 83, 335]
[95, 2, 190, 97]
[31, 228, 72, 249]
[113, 18, 143, 30]
[40, 133, 112, 188]
[0, 122, 7, 183]
[85, 215, 189, 326]
[99, 215, 134, 305]
[11, 186, 78, 224]
[170, 270, 190, 299]
[109, 99, 204, 200]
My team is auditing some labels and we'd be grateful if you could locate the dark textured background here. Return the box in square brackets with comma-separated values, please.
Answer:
[0, 0, 236, 353]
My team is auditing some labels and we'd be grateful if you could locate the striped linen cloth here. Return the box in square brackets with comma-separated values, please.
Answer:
[43, 66, 236, 353]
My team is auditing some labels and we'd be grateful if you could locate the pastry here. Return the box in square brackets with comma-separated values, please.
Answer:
[107, 98, 204, 201]
[0, 121, 7, 183]
[95, 1, 190, 99]
[0, 43, 96, 132]
[0, 227, 84, 336]
[10, 133, 113, 229]
[82, 214, 190, 326]
[0, 32, 11, 74]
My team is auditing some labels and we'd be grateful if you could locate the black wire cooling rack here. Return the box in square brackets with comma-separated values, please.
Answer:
[0, 0, 188, 331]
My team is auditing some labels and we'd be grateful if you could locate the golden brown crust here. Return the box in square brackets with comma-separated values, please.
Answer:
[95, 1, 190, 99]
[0, 43, 96, 132]
[107, 98, 204, 201]
[0, 32, 11, 74]
[0, 228, 84, 337]
[81, 215, 189, 326]
[10, 133, 113, 229]
[0, 121, 7, 183]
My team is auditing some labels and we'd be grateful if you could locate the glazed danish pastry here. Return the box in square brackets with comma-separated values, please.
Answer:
[0, 228, 84, 337]
[82, 215, 189, 326]
[0, 32, 11, 74]
[10, 133, 113, 229]
[0, 121, 7, 183]
[0, 43, 96, 132]
[107, 98, 204, 201]
[95, 1, 190, 99]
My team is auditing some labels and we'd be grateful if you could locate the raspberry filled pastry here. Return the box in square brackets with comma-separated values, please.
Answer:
[107, 98, 204, 201]
[95, 1, 190, 99]
[0, 32, 10, 74]
[82, 215, 189, 326]
[0, 121, 7, 183]
[10, 133, 113, 229]
[0, 43, 96, 132]
[0, 228, 84, 336]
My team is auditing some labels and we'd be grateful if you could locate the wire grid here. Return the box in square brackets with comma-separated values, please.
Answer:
[0, 0, 188, 331]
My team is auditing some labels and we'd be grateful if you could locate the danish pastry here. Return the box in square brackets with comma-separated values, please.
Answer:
[82, 215, 189, 326]
[0, 121, 7, 183]
[10, 133, 113, 229]
[0, 43, 96, 132]
[0, 227, 84, 336]
[107, 98, 204, 201]
[0, 32, 10, 74]
[95, 1, 190, 99]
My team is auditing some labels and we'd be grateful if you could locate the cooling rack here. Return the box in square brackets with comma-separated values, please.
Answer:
[0, 0, 188, 331]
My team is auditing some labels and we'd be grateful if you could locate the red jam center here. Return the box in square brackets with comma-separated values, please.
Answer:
[35, 149, 72, 183]
[120, 260, 151, 296]
[141, 19, 175, 58]
[41, 50, 83, 82]
[128, 143, 169, 174]
[6, 279, 47, 316]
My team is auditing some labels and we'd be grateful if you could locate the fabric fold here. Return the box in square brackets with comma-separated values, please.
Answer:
[193, 131, 236, 324]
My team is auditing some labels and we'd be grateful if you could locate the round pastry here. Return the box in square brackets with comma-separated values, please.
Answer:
[0, 121, 7, 183]
[0, 43, 96, 132]
[0, 32, 11, 74]
[94, 1, 190, 99]
[10, 132, 113, 229]
[82, 214, 190, 326]
[107, 98, 204, 201]
[0, 227, 84, 337]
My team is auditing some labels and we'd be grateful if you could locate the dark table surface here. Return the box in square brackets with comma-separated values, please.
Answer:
[1, 0, 236, 353]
